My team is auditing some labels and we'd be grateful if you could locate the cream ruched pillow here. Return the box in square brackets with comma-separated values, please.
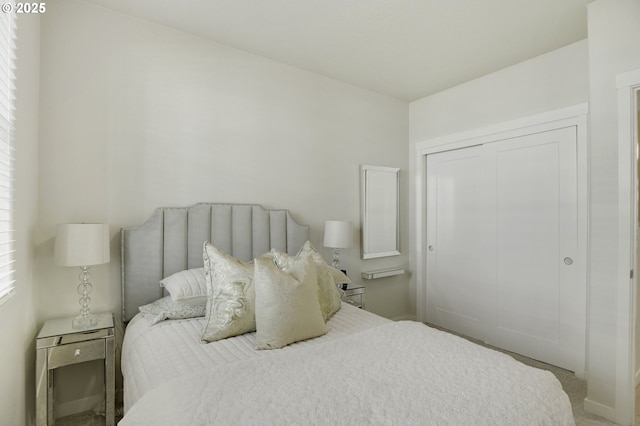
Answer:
[297, 241, 351, 287]
[254, 255, 328, 350]
[271, 241, 345, 321]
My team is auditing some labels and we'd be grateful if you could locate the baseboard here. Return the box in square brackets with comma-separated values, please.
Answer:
[583, 398, 616, 423]
[54, 394, 104, 419]
[393, 314, 417, 321]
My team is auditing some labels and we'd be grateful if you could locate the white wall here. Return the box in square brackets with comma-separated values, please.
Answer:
[0, 14, 41, 426]
[35, 0, 410, 415]
[409, 40, 589, 142]
[37, 1, 410, 323]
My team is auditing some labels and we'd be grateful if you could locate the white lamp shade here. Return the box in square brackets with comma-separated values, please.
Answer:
[55, 223, 110, 267]
[323, 220, 353, 249]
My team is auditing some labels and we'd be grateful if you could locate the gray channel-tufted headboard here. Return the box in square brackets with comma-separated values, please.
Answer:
[121, 203, 310, 322]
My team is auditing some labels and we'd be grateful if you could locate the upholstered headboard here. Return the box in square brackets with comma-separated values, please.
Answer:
[121, 203, 310, 321]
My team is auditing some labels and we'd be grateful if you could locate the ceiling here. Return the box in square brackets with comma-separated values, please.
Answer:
[80, 0, 594, 101]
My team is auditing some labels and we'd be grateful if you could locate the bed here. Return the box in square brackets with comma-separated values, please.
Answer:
[118, 203, 575, 426]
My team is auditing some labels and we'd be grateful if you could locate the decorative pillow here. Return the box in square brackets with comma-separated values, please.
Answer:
[138, 296, 206, 325]
[254, 256, 328, 350]
[297, 240, 351, 286]
[201, 242, 258, 343]
[160, 268, 207, 305]
[271, 241, 345, 321]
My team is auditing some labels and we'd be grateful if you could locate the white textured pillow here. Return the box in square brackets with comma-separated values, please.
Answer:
[139, 296, 206, 325]
[271, 241, 345, 321]
[160, 268, 207, 305]
[201, 243, 258, 343]
[254, 255, 328, 350]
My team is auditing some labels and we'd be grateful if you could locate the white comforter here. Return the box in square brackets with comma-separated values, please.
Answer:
[122, 303, 390, 410]
[120, 321, 574, 426]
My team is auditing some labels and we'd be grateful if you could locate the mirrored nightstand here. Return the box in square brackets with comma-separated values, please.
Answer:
[342, 283, 366, 309]
[36, 313, 115, 426]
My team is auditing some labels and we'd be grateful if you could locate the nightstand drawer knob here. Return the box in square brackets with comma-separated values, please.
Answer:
[74, 349, 81, 357]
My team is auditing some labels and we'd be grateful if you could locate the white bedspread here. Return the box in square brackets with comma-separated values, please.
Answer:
[122, 302, 390, 411]
[120, 321, 574, 426]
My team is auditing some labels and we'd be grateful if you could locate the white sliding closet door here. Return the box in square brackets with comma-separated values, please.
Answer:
[425, 146, 487, 339]
[426, 127, 580, 371]
[485, 127, 578, 370]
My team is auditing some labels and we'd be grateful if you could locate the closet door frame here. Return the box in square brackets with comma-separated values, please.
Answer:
[413, 103, 589, 377]
[614, 68, 640, 426]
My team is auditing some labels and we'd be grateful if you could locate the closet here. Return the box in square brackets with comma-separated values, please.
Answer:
[425, 126, 583, 372]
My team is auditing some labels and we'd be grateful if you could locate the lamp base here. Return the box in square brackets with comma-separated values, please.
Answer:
[72, 315, 97, 329]
[332, 248, 341, 269]
[73, 265, 96, 329]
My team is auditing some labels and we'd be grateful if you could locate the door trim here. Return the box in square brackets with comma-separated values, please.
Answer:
[413, 103, 589, 378]
[611, 68, 640, 426]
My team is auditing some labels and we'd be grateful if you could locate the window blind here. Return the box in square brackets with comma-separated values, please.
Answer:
[0, 7, 15, 306]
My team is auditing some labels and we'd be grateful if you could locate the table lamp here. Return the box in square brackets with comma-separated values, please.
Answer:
[323, 220, 353, 270]
[55, 223, 110, 329]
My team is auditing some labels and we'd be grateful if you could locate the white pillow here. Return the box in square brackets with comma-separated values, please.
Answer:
[201, 242, 258, 343]
[254, 255, 328, 350]
[139, 296, 206, 325]
[160, 268, 207, 305]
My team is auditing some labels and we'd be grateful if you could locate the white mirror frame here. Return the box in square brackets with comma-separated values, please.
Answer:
[360, 165, 400, 259]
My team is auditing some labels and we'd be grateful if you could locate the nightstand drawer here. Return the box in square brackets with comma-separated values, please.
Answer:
[342, 284, 366, 309]
[47, 339, 105, 369]
[344, 293, 364, 308]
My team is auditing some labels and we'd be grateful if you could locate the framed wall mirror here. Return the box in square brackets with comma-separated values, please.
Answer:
[360, 165, 400, 259]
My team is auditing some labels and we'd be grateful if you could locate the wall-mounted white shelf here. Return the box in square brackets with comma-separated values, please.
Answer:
[361, 268, 405, 280]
